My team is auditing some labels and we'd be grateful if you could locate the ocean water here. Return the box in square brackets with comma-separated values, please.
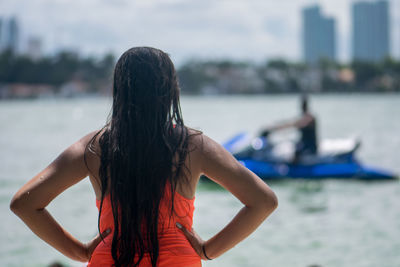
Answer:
[1, 94, 399, 267]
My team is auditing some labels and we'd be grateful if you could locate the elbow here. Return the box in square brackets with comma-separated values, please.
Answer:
[247, 188, 278, 214]
[262, 190, 278, 213]
[10, 196, 22, 215]
[10, 194, 31, 216]
[10, 191, 47, 217]
[270, 191, 279, 210]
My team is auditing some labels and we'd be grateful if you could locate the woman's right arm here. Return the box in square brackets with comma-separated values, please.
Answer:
[180, 133, 278, 260]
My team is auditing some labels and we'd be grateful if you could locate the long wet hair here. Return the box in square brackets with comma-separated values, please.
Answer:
[86, 47, 189, 266]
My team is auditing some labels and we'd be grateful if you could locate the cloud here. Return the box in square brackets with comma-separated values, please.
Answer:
[0, 0, 398, 64]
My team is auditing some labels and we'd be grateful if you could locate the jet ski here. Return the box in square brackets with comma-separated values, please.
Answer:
[223, 132, 397, 180]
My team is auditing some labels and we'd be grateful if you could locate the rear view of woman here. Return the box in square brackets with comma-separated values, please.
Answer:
[10, 47, 278, 266]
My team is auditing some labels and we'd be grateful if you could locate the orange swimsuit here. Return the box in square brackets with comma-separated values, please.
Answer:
[87, 186, 201, 267]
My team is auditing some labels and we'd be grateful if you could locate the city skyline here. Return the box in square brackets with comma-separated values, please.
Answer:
[0, 0, 399, 65]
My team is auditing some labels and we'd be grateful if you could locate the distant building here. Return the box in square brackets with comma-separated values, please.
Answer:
[352, 0, 390, 62]
[7, 17, 19, 52]
[0, 16, 19, 52]
[26, 37, 42, 60]
[302, 5, 336, 65]
[0, 18, 3, 50]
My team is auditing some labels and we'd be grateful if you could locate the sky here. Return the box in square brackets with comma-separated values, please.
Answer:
[0, 0, 399, 65]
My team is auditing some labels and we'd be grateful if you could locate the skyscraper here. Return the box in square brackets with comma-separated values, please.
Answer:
[302, 5, 336, 64]
[6, 17, 19, 52]
[352, 0, 390, 62]
[0, 18, 3, 50]
[0, 16, 19, 52]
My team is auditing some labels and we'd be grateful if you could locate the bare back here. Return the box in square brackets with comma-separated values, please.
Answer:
[83, 128, 204, 201]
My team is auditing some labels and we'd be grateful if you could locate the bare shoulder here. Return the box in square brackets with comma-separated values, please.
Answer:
[185, 129, 239, 178]
[186, 128, 220, 155]
[186, 128, 219, 166]
[57, 129, 104, 176]
[79, 129, 105, 152]
[186, 128, 205, 152]
[80, 129, 105, 173]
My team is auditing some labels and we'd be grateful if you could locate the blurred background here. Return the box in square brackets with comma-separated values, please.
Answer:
[1, 0, 399, 266]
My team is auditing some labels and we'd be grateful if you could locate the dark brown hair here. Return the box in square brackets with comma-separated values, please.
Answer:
[87, 47, 189, 266]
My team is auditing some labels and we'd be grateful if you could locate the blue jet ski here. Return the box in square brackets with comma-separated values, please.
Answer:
[223, 133, 397, 180]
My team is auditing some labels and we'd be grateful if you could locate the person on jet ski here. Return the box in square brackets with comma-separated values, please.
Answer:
[260, 95, 318, 162]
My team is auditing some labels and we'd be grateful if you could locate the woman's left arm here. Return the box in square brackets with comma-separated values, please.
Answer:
[10, 132, 108, 262]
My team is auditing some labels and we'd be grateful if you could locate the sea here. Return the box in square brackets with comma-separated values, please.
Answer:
[1, 94, 399, 267]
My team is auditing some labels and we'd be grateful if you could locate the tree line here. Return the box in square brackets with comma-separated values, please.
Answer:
[0, 49, 399, 95]
[0, 49, 114, 93]
[177, 58, 400, 94]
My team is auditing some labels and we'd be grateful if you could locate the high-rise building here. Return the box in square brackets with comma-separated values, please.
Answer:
[352, 0, 390, 62]
[0, 16, 19, 52]
[0, 18, 3, 50]
[6, 17, 19, 52]
[302, 5, 336, 64]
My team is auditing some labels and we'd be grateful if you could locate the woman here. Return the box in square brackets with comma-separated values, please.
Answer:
[10, 47, 278, 266]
